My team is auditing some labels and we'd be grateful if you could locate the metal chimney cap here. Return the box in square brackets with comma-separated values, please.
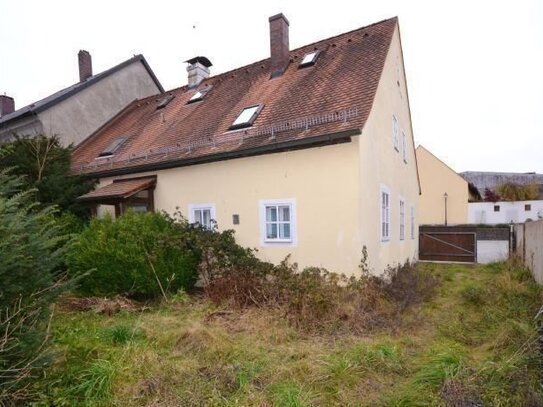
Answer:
[184, 56, 212, 68]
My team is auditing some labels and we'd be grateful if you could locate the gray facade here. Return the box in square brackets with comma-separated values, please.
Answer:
[0, 54, 163, 147]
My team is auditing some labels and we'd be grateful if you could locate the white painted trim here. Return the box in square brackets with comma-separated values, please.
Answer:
[259, 198, 297, 247]
[188, 203, 216, 228]
[380, 185, 391, 242]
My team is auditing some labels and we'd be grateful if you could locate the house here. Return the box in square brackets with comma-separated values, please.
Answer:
[416, 145, 468, 225]
[72, 14, 420, 276]
[0, 51, 164, 146]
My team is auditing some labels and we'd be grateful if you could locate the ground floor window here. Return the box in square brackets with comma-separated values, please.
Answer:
[189, 203, 216, 229]
[259, 199, 297, 245]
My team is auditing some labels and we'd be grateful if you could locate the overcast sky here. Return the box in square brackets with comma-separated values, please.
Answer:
[1, 0, 541, 173]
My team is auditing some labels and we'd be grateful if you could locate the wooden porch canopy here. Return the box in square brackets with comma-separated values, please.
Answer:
[77, 176, 156, 216]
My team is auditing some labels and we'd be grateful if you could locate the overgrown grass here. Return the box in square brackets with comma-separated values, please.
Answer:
[32, 261, 543, 406]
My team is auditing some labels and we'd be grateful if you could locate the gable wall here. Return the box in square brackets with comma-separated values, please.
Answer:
[416, 146, 468, 225]
[358, 25, 420, 274]
[38, 62, 161, 146]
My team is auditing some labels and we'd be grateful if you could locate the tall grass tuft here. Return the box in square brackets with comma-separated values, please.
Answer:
[73, 359, 116, 402]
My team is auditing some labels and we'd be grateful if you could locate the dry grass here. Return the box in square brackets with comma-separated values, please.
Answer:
[31, 261, 543, 406]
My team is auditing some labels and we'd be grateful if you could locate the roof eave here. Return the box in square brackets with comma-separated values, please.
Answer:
[76, 128, 361, 179]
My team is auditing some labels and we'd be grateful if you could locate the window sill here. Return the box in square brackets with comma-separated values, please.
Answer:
[264, 238, 292, 243]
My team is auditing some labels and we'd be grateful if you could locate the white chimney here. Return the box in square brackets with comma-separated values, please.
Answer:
[185, 56, 212, 88]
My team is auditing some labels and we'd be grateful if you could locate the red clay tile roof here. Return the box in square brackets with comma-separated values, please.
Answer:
[72, 17, 398, 177]
[77, 176, 156, 201]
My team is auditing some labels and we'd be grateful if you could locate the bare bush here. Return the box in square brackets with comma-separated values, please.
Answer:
[203, 252, 439, 334]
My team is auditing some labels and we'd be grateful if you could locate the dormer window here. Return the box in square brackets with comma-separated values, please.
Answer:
[229, 104, 263, 130]
[186, 86, 212, 105]
[97, 136, 127, 158]
[156, 94, 175, 109]
[299, 51, 319, 68]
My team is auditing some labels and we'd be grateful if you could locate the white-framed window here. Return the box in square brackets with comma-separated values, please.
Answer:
[402, 130, 407, 163]
[259, 199, 297, 246]
[188, 203, 216, 229]
[399, 199, 405, 241]
[392, 115, 399, 151]
[380, 186, 390, 241]
[410, 205, 415, 240]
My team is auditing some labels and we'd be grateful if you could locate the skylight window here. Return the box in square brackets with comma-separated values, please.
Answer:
[188, 91, 203, 102]
[156, 94, 175, 109]
[229, 104, 262, 130]
[186, 85, 212, 105]
[98, 136, 127, 158]
[299, 51, 320, 68]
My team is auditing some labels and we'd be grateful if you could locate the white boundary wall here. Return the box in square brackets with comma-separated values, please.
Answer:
[469, 200, 543, 224]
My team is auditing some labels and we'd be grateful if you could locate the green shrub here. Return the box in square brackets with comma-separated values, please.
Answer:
[67, 211, 200, 298]
[0, 169, 75, 403]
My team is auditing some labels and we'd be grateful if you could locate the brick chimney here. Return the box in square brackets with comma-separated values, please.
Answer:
[78, 50, 93, 82]
[185, 56, 212, 88]
[0, 95, 15, 117]
[269, 13, 290, 78]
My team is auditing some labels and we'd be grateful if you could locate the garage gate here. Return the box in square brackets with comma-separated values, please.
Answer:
[419, 226, 510, 264]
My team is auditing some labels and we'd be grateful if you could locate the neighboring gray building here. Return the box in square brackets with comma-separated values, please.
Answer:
[461, 171, 543, 200]
[0, 50, 164, 147]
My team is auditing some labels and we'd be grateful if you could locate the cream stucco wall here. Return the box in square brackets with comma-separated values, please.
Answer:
[416, 145, 468, 225]
[38, 61, 160, 146]
[97, 141, 364, 275]
[357, 25, 420, 274]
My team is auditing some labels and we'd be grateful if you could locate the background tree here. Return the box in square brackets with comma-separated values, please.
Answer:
[483, 188, 501, 202]
[0, 135, 95, 218]
[496, 182, 540, 201]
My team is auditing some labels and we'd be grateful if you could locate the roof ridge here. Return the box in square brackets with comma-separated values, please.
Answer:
[159, 16, 398, 95]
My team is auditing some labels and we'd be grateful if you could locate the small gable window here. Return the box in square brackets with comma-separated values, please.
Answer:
[299, 51, 320, 68]
[98, 137, 127, 158]
[392, 115, 399, 151]
[230, 104, 263, 130]
[402, 130, 407, 163]
[156, 94, 175, 109]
